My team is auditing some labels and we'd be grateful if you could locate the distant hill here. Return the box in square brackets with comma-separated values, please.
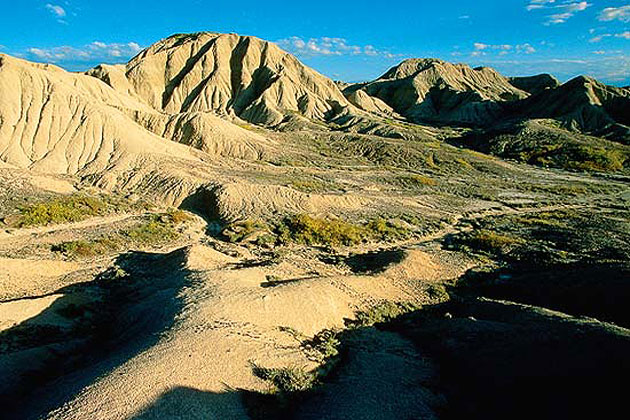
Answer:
[343, 58, 528, 126]
[508, 74, 560, 95]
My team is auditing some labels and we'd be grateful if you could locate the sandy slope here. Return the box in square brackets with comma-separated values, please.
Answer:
[1, 226, 472, 419]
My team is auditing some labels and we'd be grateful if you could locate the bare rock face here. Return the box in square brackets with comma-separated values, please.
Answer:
[109, 32, 351, 126]
[348, 58, 529, 126]
[509, 74, 560, 95]
[0, 54, 199, 176]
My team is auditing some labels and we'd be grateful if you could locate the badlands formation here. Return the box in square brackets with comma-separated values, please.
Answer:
[0, 32, 629, 419]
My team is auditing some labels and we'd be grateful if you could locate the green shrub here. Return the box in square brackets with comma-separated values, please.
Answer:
[349, 301, 421, 328]
[520, 144, 627, 172]
[17, 195, 107, 227]
[365, 217, 413, 241]
[124, 215, 178, 244]
[275, 214, 416, 247]
[53, 211, 188, 258]
[464, 230, 523, 253]
[426, 283, 450, 301]
[52, 237, 121, 258]
[15, 194, 151, 228]
[569, 146, 626, 172]
[277, 214, 369, 246]
[302, 329, 340, 362]
[252, 365, 315, 394]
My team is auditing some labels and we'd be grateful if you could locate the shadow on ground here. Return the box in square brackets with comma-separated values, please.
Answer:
[130, 386, 248, 419]
[459, 261, 630, 328]
[386, 297, 630, 419]
[0, 248, 193, 420]
[344, 249, 406, 274]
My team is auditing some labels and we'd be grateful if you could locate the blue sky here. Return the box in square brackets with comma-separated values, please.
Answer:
[1, 1, 629, 85]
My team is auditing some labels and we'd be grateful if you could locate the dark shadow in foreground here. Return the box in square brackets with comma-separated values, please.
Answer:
[0, 248, 193, 420]
[385, 297, 630, 420]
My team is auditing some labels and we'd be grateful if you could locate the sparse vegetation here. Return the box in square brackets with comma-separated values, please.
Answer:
[276, 214, 369, 246]
[395, 174, 438, 188]
[252, 365, 315, 394]
[289, 178, 338, 193]
[14, 194, 148, 228]
[275, 214, 414, 247]
[457, 229, 524, 254]
[52, 210, 188, 258]
[348, 301, 422, 328]
[302, 329, 340, 362]
[222, 219, 271, 243]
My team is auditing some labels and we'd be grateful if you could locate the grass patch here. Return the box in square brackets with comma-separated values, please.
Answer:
[521, 144, 627, 172]
[276, 215, 413, 246]
[348, 301, 422, 328]
[394, 174, 438, 188]
[277, 214, 369, 246]
[52, 210, 188, 258]
[15, 194, 147, 228]
[455, 157, 475, 170]
[463, 230, 524, 253]
[289, 178, 338, 193]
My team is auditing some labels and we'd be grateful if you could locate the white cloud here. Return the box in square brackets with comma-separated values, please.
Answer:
[26, 42, 143, 64]
[598, 6, 630, 22]
[45, 4, 66, 18]
[526, 0, 557, 11]
[589, 34, 611, 42]
[276, 36, 400, 59]
[590, 31, 630, 42]
[471, 42, 535, 56]
[526, 1, 591, 24]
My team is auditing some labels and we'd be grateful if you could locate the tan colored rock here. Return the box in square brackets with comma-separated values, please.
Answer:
[120, 32, 351, 125]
